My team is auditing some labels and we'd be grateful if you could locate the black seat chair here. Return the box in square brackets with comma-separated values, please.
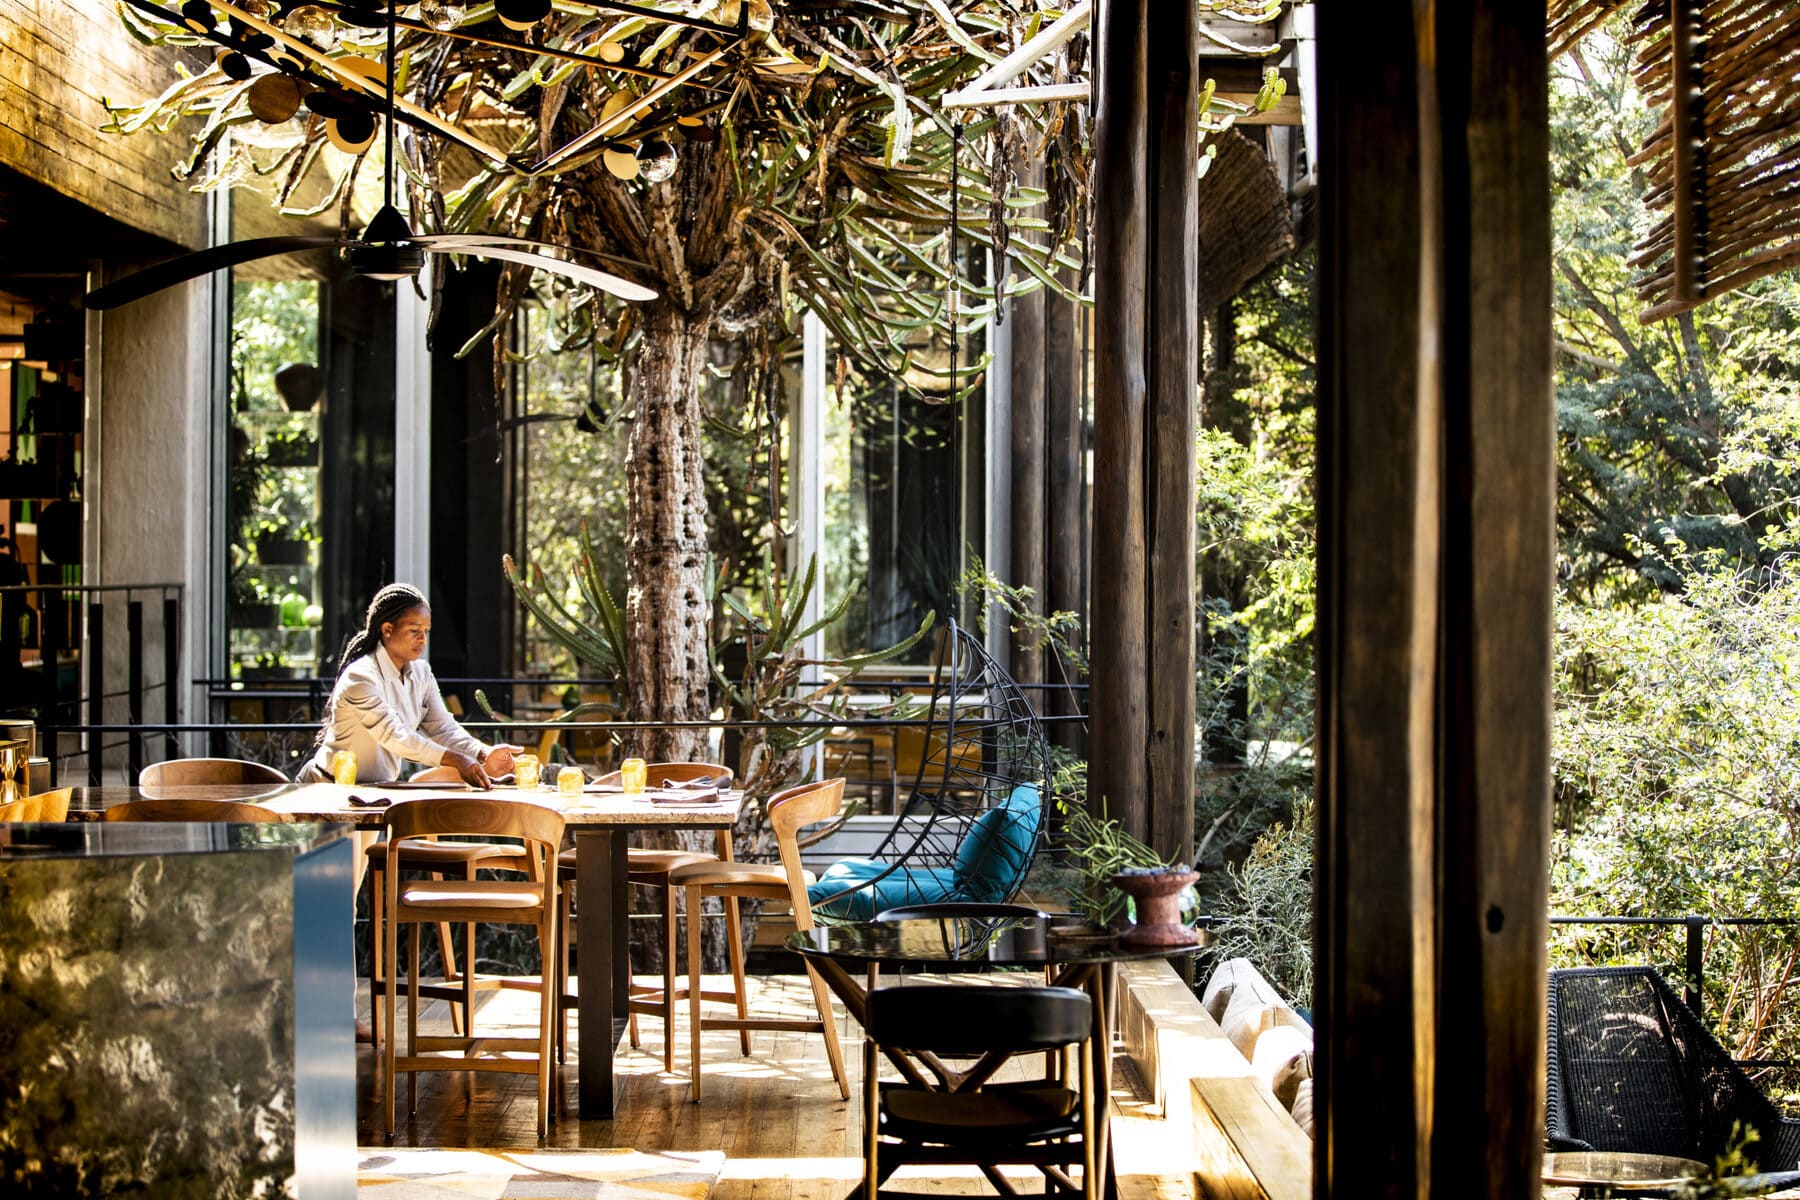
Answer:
[862, 984, 1096, 1200]
[809, 620, 1053, 923]
[1548, 966, 1800, 1176]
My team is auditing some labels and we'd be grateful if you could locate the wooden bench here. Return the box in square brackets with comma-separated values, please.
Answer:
[1117, 959, 1313, 1200]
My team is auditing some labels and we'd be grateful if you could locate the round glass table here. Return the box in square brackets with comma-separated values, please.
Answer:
[1542, 1151, 1705, 1195]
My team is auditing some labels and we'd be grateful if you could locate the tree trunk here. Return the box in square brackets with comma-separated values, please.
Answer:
[622, 303, 716, 972]
[625, 304, 714, 764]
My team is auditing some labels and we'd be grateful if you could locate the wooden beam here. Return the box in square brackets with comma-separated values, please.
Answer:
[1315, 0, 1555, 1196]
[1670, 0, 1705, 303]
[1314, 0, 1438, 1189]
[1145, 2, 1198, 865]
[1044, 264, 1086, 753]
[1430, 1, 1554, 1196]
[1009, 161, 1047, 688]
[1089, 0, 1149, 836]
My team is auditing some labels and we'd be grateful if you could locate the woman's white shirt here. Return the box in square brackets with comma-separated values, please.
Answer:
[300, 644, 485, 783]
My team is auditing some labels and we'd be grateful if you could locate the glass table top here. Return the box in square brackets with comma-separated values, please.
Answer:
[787, 913, 1210, 968]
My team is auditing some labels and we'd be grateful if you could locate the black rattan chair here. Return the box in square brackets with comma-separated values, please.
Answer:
[807, 620, 1052, 923]
[1547, 966, 1800, 1175]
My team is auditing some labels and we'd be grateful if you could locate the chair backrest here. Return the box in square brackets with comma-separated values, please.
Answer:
[139, 758, 288, 787]
[1548, 966, 1795, 1166]
[814, 620, 1051, 918]
[868, 985, 1091, 1056]
[105, 798, 283, 823]
[0, 787, 71, 822]
[593, 761, 733, 788]
[383, 797, 564, 884]
[768, 778, 845, 932]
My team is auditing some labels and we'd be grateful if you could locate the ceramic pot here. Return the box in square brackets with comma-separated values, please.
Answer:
[1110, 869, 1202, 947]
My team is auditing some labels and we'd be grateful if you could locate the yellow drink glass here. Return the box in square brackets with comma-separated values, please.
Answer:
[515, 753, 541, 790]
[331, 749, 357, 786]
[620, 757, 647, 795]
[557, 766, 585, 797]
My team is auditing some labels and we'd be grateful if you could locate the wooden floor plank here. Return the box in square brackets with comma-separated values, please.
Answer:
[355, 973, 1195, 1198]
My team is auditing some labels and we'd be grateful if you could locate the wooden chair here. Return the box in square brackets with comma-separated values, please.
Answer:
[670, 777, 850, 1102]
[862, 985, 1097, 1200]
[365, 822, 530, 1052]
[382, 797, 563, 1139]
[0, 787, 71, 822]
[555, 761, 736, 1071]
[105, 798, 283, 822]
[138, 758, 288, 786]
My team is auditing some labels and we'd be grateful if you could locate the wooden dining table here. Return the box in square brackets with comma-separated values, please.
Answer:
[64, 779, 747, 1118]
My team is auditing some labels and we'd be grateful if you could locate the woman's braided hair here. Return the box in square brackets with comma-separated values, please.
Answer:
[333, 582, 429, 682]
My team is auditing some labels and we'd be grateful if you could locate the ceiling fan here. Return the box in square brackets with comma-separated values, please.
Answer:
[84, 0, 660, 311]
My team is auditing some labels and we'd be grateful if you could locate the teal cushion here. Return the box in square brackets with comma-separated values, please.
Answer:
[808, 859, 959, 923]
[952, 785, 1043, 903]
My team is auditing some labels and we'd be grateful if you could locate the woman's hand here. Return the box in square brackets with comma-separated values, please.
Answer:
[443, 749, 492, 790]
[483, 743, 524, 777]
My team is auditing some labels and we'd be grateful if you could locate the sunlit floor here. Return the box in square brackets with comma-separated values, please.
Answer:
[354, 972, 1192, 1200]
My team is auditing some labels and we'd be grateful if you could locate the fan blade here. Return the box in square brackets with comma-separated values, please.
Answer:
[426, 244, 658, 302]
[84, 237, 343, 310]
[414, 233, 648, 272]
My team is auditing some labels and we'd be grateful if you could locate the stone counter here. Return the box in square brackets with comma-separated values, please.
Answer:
[0, 822, 355, 1198]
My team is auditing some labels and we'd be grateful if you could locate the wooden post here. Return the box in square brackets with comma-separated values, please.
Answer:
[1089, 0, 1149, 837]
[1144, 3, 1198, 866]
[1431, 2, 1553, 1195]
[1315, 1, 1552, 1196]
[1010, 161, 1047, 690]
[1045, 266, 1086, 753]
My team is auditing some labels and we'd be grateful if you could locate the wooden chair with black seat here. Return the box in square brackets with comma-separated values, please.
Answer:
[861, 984, 1097, 1200]
[669, 777, 851, 1102]
[364, 763, 531, 1052]
[555, 761, 736, 1072]
[382, 796, 563, 1139]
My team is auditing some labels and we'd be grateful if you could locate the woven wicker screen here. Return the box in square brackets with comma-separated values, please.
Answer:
[1195, 130, 1296, 314]
[1549, 0, 1800, 322]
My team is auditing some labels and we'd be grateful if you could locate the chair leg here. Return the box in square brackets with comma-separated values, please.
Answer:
[558, 880, 573, 1065]
[863, 1034, 880, 1200]
[370, 861, 386, 1052]
[382, 883, 398, 1136]
[805, 960, 850, 1099]
[687, 884, 705, 1102]
[725, 893, 750, 1056]
[408, 919, 420, 1119]
[538, 904, 555, 1138]
[660, 881, 678, 1072]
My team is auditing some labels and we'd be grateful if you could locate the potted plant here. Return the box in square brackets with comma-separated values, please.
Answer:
[262, 427, 319, 468]
[1055, 795, 1199, 939]
[253, 519, 312, 565]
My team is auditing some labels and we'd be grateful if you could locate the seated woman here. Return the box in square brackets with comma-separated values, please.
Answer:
[296, 582, 519, 787]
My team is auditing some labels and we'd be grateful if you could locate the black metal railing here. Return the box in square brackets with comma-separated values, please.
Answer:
[0, 582, 184, 784]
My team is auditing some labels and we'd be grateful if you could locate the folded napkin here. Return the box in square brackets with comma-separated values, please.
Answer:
[651, 786, 721, 805]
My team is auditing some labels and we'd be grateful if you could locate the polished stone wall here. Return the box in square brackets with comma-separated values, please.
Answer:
[0, 849, 299, 1198]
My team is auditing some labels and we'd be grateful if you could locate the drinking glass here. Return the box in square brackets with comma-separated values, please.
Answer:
[557, 766, 585, 797]
[331, 749, 357, 786]
[515, 753, 541, 790]
[620, 757, 647, 795]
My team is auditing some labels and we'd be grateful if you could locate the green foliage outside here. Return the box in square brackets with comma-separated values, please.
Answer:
[1544, 18, 1800, 1094]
